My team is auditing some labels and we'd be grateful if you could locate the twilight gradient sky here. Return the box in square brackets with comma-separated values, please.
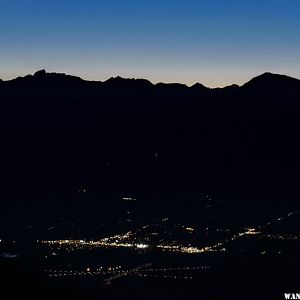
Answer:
[1, 0, 300, 87]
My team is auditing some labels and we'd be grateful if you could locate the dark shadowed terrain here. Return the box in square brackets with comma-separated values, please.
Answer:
[0, 70, 300, 299]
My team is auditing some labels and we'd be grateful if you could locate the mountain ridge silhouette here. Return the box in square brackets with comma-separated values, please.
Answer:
[2, 70, 300, 90]
[0, 69, 300, 196]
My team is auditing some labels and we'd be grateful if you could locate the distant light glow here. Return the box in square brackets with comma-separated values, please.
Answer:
[136, 244, 148, 249]
[185, 227, 194, 232]
[123, 197, 137, 201]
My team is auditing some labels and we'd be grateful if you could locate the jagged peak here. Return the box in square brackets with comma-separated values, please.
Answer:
[104, 76, 153, 87]
[190, 82, 210, 90]
[155, 82, 188, 89]
[6, 70, 86, 85]
[34, 69, 47, 77]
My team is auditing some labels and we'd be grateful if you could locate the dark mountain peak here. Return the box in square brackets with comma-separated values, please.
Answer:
[104, 76, 153, 88]
[7, 70, 85, 87]
[243, 72, 300, 89]
[105, 76, 129, 84]
[34, 69, 47, 77]
[155, 82, 188, 90]
[190, 82, 210, 90]
[222, 83, 240, 91]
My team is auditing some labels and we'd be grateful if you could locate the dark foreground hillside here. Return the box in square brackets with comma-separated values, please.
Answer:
[0, 71, 300, 300]
[0, 70, 300, 191]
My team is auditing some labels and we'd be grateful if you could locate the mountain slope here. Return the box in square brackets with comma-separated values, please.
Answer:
[0, 70, 300, 195]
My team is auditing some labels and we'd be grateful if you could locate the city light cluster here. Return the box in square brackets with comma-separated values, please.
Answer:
[39, 224, 264, 256]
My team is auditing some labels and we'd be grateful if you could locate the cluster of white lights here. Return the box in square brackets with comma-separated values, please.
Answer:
[42, 212, 296, 258]
[136, 244, 148, 249]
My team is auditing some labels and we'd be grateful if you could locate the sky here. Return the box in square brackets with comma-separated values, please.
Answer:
[0, 0, 300, 87]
